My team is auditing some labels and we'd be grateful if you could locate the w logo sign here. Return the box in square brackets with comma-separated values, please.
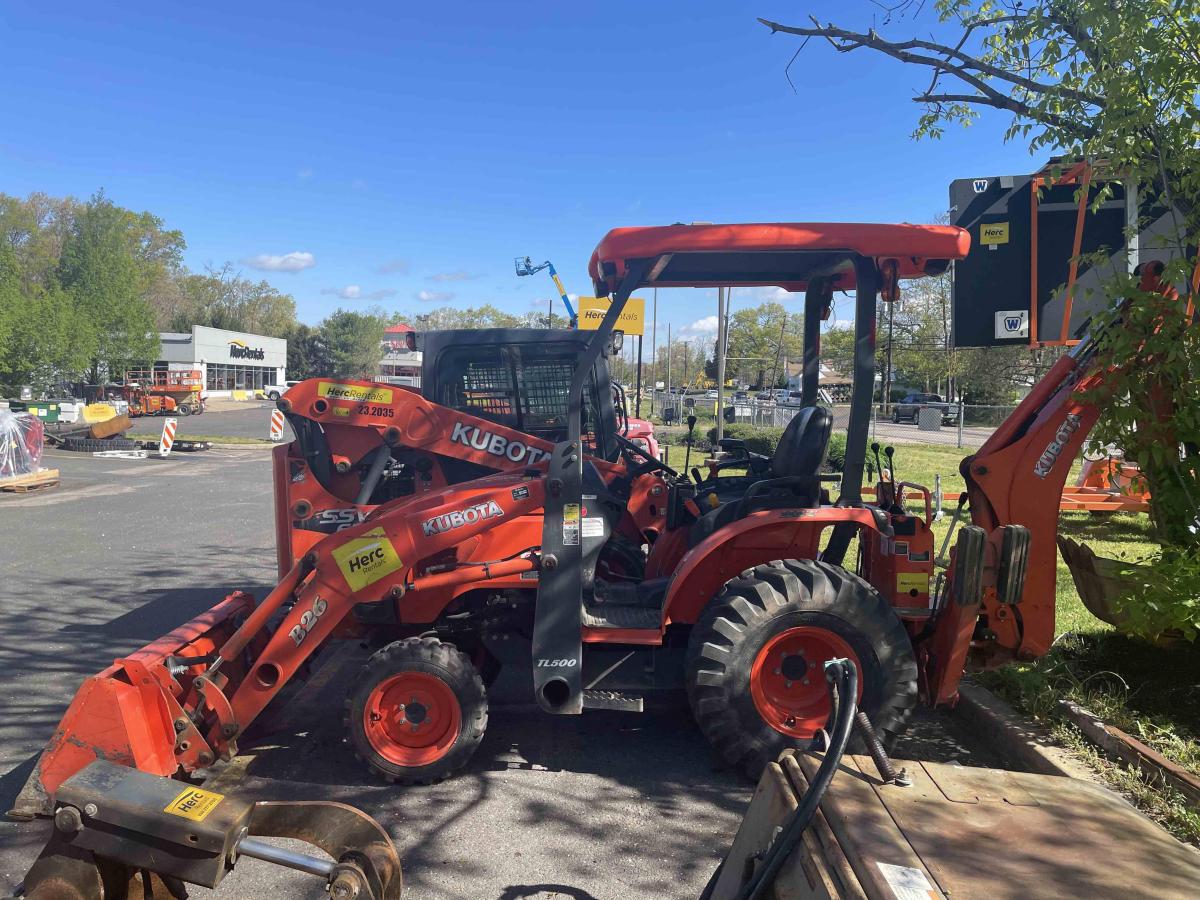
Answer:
[1005, 316, 1022, 332]
[972, 179, 989, 193]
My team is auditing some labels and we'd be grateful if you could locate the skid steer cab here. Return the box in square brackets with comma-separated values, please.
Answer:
[22, 221, 1067, 820]
[273, 326, 659, 578]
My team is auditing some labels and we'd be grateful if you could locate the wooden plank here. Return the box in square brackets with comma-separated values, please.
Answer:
[0, 469, 60, 492]
[1058, 699, 1200, 808]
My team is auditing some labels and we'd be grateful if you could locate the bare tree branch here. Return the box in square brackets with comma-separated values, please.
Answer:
[757, 17, 1105, 109]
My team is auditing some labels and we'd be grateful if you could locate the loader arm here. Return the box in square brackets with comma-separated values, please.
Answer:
[18, 472, 547, 815]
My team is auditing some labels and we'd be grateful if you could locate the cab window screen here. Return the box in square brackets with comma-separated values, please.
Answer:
[437, 343, 602, 449]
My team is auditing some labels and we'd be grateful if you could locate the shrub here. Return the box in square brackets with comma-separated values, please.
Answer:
[706, 423, 784, 456]
[826, 432, 847, 472]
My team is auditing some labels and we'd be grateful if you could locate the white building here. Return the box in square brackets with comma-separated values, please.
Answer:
[157, 325, 287, 397]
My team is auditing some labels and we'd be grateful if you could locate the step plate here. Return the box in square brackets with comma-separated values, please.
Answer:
[582, 689, 644, 712]
[581, 604, 660, 629]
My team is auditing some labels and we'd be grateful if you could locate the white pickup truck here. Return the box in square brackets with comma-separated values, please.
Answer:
[264, 380, 301, 401]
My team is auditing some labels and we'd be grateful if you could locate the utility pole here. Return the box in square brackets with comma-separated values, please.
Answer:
[768, 312, 787, 390]
[666, 322, 672, 417]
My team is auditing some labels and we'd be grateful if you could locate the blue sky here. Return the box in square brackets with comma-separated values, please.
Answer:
[1, 1, 1036, 342]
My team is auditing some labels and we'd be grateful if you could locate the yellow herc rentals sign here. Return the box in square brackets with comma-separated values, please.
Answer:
[576, 296, 646, 336]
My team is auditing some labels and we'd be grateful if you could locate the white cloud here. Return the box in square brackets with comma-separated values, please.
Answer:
[242, 251, 316, 273]
[322, 285, 362, 300]
[321, 285, 398, 301]
[377, 259, 409, 274]
[427, 271, 479, 282]
[416, 289, 455, 303]
[680, 315, 719, 337]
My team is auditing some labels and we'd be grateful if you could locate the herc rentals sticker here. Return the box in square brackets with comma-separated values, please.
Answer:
[164, 787, 224, 822]
[316, 382, 394, 404]
[332, 527, 404, 591]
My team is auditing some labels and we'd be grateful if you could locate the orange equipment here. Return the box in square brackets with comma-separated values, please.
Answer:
[12, 221, 1175, 834]
[124, 368, 206, 416]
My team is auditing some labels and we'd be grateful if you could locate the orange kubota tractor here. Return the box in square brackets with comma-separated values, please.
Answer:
[17, 222, 1143, 857]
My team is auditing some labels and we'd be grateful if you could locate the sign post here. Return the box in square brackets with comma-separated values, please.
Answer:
[159, 418, 177, 458]
[269, 409, 286, 442]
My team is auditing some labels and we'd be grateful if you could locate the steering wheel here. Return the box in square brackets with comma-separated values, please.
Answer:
[615, 433, 677, 477]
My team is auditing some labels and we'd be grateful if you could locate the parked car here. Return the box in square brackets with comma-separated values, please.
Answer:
[782, 390, 804, 406]
[891, 393, 960, 425]
[705, 389, 719, 399]
[732, 390, 749, 402]
[264, 380, 301, 401]
[755, 391, 774, 402]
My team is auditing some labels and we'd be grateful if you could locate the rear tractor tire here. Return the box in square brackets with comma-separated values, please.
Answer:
[685, 559, 917, 779]
[345, 637, 487, 784]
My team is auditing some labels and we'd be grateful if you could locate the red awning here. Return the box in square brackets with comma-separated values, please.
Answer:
[589, 222, 970, 295]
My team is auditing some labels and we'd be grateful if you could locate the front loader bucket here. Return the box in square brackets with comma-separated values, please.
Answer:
[9, 592, 256, 821]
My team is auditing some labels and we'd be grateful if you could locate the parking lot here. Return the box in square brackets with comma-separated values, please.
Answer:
[0, 445, 1007, 899]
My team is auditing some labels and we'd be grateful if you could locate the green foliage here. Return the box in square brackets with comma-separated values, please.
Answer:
[1111, 548, 1200, 642]
[318, 309, 388, 378]
[826, 431, 847, 472]
[286, 322, 325, 380]
[58, 192, 169, 379]
[710, 423, 785, 456]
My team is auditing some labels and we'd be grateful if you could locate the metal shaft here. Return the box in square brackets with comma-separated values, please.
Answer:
[236, 835, 334, 878]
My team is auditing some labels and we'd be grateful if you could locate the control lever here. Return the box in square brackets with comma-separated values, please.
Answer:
[683, 414, 698, 477]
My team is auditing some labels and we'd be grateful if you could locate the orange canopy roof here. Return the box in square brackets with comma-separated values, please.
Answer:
[589, 222, 970, 295]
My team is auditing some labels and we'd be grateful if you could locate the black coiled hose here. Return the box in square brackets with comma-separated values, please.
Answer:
[699, 658, 859, 900]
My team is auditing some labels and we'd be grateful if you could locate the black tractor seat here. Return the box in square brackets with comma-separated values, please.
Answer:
[689, 405, 834, 547]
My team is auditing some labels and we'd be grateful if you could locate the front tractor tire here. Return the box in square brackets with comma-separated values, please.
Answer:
[686, 559, 917, 779]
[346, 637, 487, 784]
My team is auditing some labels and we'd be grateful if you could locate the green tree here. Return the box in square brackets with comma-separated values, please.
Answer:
[319, 309, 386, 378]
[286, 322, 325, 380]
[57, 192, 161, 381]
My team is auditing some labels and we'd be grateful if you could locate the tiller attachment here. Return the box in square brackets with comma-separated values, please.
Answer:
[20, 760, 403, 900]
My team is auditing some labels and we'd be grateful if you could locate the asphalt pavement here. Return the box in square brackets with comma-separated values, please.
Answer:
[125, 398, 293, 442]
[0, 447, 1007, 899]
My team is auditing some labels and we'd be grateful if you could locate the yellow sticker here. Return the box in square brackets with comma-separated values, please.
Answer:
[563, 503, 580, 523]
[897, 572, 929, 595]
[332, 527, 404, 591]
[317, 382, 394, 404]
[331, 406, 351, 417]
[980, 222, 1009, 245]
[164, 787, 224, 822]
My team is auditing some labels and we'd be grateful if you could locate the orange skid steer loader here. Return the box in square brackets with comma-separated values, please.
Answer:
[14, 221, 1158, 894]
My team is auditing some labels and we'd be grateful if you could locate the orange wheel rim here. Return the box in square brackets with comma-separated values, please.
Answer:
[363, 672, 461, 767]
[750, 627, 862, 738]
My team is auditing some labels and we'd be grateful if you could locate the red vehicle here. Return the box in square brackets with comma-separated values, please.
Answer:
[17, 219, 1145, 821]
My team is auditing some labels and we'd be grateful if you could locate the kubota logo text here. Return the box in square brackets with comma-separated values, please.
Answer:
[422, 500, 504, 536]
[1034, 413, 1081, 478]
[450, 421, 550, 465]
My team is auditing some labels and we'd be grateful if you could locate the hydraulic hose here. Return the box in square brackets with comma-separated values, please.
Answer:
[731, 658, 859, 900]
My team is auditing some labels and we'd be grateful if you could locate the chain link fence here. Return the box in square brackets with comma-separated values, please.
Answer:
[644, 390, 1016, 451]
